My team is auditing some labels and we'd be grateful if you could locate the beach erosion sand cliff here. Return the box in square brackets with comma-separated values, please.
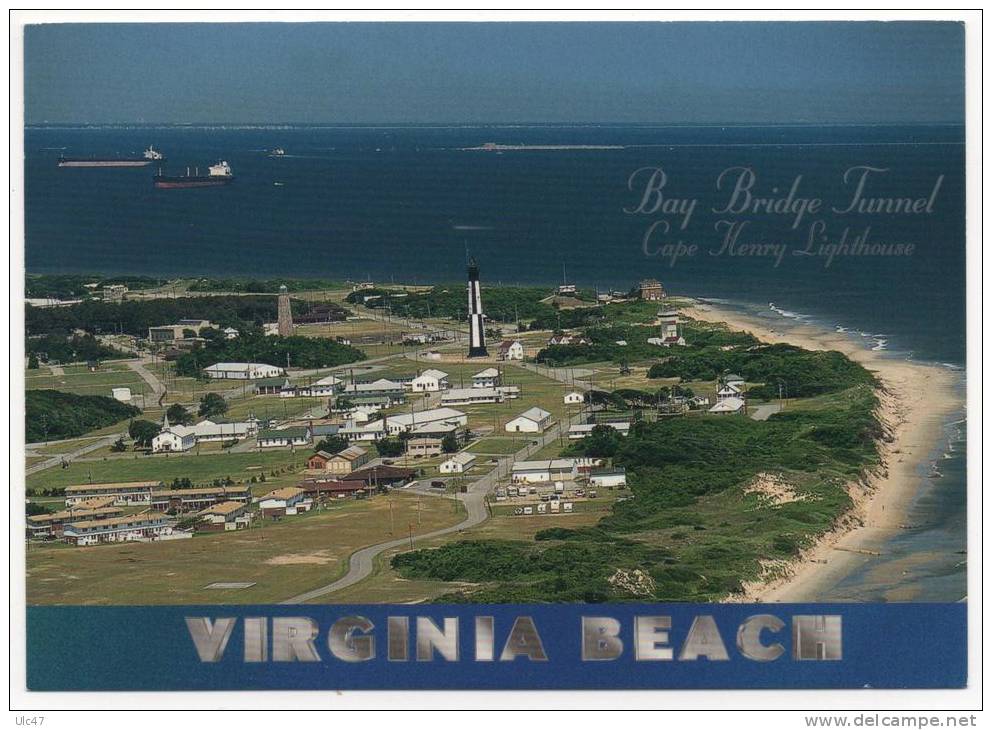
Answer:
[682, 301, 964, 603]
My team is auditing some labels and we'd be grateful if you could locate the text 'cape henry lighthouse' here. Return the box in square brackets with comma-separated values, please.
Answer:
[467, 258, 488, 357]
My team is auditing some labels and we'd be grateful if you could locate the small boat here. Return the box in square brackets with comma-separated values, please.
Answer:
[268, 147, 286, 157]
[58, 145, 165, 168]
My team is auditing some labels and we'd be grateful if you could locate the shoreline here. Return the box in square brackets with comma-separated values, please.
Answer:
[682, 300, 964, 603]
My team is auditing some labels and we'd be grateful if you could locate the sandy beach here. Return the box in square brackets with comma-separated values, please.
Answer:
[683, 301, 964, 603]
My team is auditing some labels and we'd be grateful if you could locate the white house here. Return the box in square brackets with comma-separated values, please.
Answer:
[340, 419, 387, 442]
[152, 422, 197, 453]
[310, 375, 344, 397]
[472, 368, 502, 389]
[259, 487, 312, 517]
[204, 362, 283, 380]
[257, 426, 312, 448]
[411, 368, 449, 392]
[505, 407, 553, 433]
[347, 405, 379, 423]
[439, 452, 477, 474]
[222, 327, 240, 340]
[511, 459, 577, 484]
[498, 340, 524, 361]
[385, 408, 467, 436]
[709, 397, 745, 415]
[441, 387, 504, 405]
[589, 468, 627, 488]
[196, 501, 252, 531]
[563, 391, 585, 405]
[717, 383, 743, 401]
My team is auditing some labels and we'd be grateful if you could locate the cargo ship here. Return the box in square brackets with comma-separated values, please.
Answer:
[153, 161, 234, 189]
[58, 146, 165, 168]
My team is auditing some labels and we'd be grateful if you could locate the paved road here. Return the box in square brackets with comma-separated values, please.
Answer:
[749, 403, 783, 421]
[25, 433, 123, 476]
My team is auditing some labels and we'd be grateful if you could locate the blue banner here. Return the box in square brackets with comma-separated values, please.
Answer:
[27, 603, 967, 691]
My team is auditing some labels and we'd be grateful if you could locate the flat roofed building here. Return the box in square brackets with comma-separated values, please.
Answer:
[204, 362, 283, 380]
[511, 459, 578, 484]
[505, 407, 553, 433]
[439, 452, 477, 474]
[259, 486, 312, 517]
[567, 422, 631, 440]
[441, 387, 503, 405]
[64, 481, 163, 506]
[589, 468, 627, 488]
[299, 478, 367, 501]
[62, 512, 174, 546]
[406, 435, 444, 457]
[196, 501, 251, 531]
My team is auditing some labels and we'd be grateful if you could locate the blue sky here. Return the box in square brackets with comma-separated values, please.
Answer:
[24, 22, 964, 124]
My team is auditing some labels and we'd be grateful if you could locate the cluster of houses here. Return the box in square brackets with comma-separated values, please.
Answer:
[152, 416, 260, 453]
[504, 457, 627, 488]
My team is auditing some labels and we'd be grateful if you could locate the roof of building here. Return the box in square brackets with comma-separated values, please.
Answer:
[442, 387, 500, 399]
[514, 407, 552, 422]
[261, 486, 305, 501]
[724, 373, 744, 381]
[709, 397, 745, 412]
[66, 512, 170, 530]
[27, 506, 122, 525]
[197, 501, 248, 517]
[255, 376, 291, 387]
[442, 452, 477, 466]
[409, 421, 460, 435]
[498, 340, 521, 350]
[65, 481, 162, 493]
[386, 408, 465, 427]
[309, 450, 334, 461]
[415, 368, 448, 380]
[74, 496, 118, 510]
[340, 466, 417, 483]
[151, 486, 250, 499]
[333, 445, 368, 461]
[591, 467, 627, 477]
[299, 479, 365, 493]
[512, 459, 577, 472]
[205, 362, 280, 373]
[313, 374, 343, 386]
[473, 368, 500, 378]
[258, 427, 311, 440]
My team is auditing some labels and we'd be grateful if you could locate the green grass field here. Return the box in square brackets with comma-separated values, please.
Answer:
[26, 449, 308, 492]
[468, 437, 530, 454]
[25, 362, 150, 399]
[27, 493, 465, 605]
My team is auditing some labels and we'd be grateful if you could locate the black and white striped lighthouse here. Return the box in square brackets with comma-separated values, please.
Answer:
[466, 258, 489, 358]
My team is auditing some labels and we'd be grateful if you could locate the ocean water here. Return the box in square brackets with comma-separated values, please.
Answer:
[23, 123, 967, 600]
[25, 123, 965, 364]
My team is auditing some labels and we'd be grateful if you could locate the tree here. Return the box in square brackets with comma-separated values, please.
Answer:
[166, 403, 193, 425]
[26, 502, 53, 517]
[110, 437, 127, 452]
[441, 433, 459, 453]
[128, 419, 161, 448]
[27, 354, 40, 369]
[315, 435, 349, 454]
[579, 424, 623, 458]
[198, 392, 228, 418]
[375, 438, 404, 458]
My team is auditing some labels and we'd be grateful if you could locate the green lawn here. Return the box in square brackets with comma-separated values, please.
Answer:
[469, 437, 530, 454]
[26, 449, 308, 492]
[26, 363, 148, 398]
[27, 492, 465, 605]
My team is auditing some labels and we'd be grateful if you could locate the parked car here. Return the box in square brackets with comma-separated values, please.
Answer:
[430, 480, 444, 488]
